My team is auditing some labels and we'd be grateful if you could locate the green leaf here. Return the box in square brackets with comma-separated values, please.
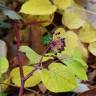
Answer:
[40, 63, 77, 92]
[19, 46, 42, 64]
[0, 57, 9, 77]
[0, 92, 7, 96]
[10, 66, 41, 87]
[57, 49, 88, 80]
[20, 0, 57, 15]
[64, 59, 88, 80]
[61, 31, 88, 59]
[42, 33, 52, 45]
[70, 49, 87, 67]
[19, 46, 53, 64]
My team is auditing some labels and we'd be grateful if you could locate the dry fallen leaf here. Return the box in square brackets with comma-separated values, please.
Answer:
[79, 88, 96, 96]
[24, 93, 35, 96]
[86, 2, 96, 28]
[38, 83, 47, 93]
[0, 40, 7, 57]
[74, 0, 88, 7]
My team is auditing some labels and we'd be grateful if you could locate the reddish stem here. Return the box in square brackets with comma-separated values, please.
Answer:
[24, 68, 37, 81]
[13, 20, 52, 96]
[24, 42, 52, 81]
[13, 22, 25, 96]
[25, 20, 49, 25]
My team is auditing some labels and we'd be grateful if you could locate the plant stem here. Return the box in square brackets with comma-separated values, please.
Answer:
[14, 22, 25, 96]
[24, 43, 52, 81]
[25, 20, 49, 25]
[13, 21, 53, 96]
[0, 82, 40, 95]
[19, 79, 25, 96]
[39, 43, 51, 68]
[24, 68, 37, 81]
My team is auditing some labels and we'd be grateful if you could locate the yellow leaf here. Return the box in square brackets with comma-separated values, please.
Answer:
[88, 41, 96, 56]
[64, 31, 88, 59]
[20, 0, 57, 15]
[77, 42, 88, 59]
[38, 15, 54, 26]
[64, 31, 79, 55]
[24, 14, 54, 26]
[0, 57, 9, 75]
[40, 63, 77, 92]
[62, 7, 85, 29]
[53, 27, 66, 40]
[78, 23, 96, 43]
[52, 0, 72, 10]
[10, 66, 41, 87]
[0, 78, 10, 91]
[42, 55, 54, 62]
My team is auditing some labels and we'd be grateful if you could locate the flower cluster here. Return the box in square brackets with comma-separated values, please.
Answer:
[50, 38, 65, 53]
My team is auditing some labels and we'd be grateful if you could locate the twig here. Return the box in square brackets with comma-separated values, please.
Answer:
[26, 20, 49, 25]
[39, 42, 52, 68]
[0, 82, 39, 95]
[24, 42, 52, 81]
[24, 68, 37, 81]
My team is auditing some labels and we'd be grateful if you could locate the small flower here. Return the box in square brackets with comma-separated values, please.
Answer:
[50, 38, 65, 53]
